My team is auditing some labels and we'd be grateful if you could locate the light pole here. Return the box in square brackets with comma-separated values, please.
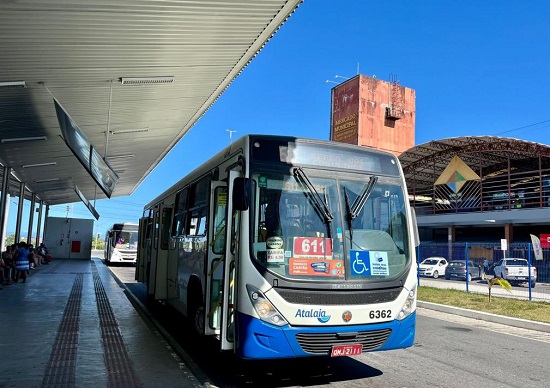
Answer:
[226, 129, 237, 144]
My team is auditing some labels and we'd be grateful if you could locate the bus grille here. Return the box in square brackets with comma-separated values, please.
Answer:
[295, 329, 392, 355]
[276, 288, 401, 305]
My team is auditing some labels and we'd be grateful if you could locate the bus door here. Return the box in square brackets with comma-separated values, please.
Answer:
[135, 217, 148, 282]
[220, 170, 242, 350]
[154, 204, 172, 300]
[147, 206, 161, 297]
[205, 181, 228, 336]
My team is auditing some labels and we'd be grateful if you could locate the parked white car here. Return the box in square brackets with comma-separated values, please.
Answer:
[419, 257, 448, 279]
[493, 258, 537, 287]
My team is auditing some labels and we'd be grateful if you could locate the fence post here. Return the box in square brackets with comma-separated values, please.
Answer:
[528, 243, 532, 301]
[465, 242, 469, 293]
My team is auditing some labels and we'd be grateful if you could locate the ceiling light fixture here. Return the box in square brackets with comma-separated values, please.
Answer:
[106, 154, 134, 160]
[120, 76, 174, 85]
[1, 136, 47, 143]
[22, 162, 57, 168]
[110, 128, 149, 135]
[34, 178, 61, 183]
[0, 81, 26, 89]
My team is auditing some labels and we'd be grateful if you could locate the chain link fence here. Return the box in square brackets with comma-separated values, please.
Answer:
[417, 242, 550, 302]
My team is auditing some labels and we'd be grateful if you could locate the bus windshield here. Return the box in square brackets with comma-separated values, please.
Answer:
[113, 230, 139, 249]
[251, 171, 410, 282]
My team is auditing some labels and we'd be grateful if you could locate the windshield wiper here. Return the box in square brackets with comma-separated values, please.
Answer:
[343, 187, 354, 239]
[293, 167, 334, 237]
[350, 176, 378, 219]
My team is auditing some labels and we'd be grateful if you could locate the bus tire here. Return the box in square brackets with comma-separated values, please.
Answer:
[188, 280, 205, 337]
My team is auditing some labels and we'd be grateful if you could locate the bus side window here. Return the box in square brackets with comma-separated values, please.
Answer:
[160, 207, 173, 250]
[154, 209, 160, 249]
[173, 188, 189, 237]
[185, 176, 210, 252]
[212, 187, 228, 254]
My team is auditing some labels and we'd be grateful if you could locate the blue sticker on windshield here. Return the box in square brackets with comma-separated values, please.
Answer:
[351, 251, 371, 276]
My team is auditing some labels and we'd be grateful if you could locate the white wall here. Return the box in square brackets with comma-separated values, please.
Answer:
[43, 217, 93, 259]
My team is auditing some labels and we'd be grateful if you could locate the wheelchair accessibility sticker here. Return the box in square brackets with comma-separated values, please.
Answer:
[350, 251, 389, 276]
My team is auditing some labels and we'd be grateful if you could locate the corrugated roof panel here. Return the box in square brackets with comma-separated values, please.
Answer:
[0, 0, 303, 207]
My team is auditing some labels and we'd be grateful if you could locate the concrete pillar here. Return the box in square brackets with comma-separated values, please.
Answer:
[36, 201, 43, 245]
[43, 205, 50, 243]
[0, 166, 11, 251]
[15, 182, 25, 243]
[448, 225, 456, 261]
[27, 193, 36, 245]
[505, 223, 513, 244]
[447, 225, 456, 243]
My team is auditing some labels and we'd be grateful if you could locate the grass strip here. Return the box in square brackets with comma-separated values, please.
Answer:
[418, 286, 550, 324]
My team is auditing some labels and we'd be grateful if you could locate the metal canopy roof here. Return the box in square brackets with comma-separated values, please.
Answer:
[399, 136, 550, 190]
[0, 0, 302, 210]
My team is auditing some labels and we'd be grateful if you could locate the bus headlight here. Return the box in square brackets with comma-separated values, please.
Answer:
[246, 285, 288, 327]
[396, 285, 416, 321]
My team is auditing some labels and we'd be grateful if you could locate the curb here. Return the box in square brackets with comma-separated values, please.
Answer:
[418, 300, 550, 333]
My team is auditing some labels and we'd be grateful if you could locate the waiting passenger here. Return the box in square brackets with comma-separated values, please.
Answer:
[38, 243, 51, 264]
[14, 242, 30, 283]
[0, 256, 6, 287]
[1, 246, 13, 285]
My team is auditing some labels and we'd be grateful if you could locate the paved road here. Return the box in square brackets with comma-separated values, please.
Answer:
[99, 253, 550, 387]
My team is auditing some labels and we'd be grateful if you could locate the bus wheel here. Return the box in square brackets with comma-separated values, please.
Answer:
[188, 292, 205, 337]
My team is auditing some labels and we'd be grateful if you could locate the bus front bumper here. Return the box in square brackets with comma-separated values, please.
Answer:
[235, 311, 416, 360]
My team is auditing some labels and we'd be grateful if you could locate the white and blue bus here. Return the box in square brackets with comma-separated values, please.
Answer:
[136, 135, 418, 360]
[104, 222, 139, 264]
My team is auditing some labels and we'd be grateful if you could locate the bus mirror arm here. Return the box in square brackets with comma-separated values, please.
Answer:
[411, 208, 420, 247]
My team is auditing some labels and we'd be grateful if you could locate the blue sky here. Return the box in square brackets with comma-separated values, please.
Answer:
[9, 0, 550, 238]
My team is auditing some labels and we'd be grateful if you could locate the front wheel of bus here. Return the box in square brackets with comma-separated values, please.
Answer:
[192, 305, 205, 336]
[188, 291, 205, 337]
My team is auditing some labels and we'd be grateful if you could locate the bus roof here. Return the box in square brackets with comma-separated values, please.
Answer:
[143, 134, 401, 210]
[111, 222, 139, 231]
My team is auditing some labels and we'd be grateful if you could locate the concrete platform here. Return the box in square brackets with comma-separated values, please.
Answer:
[0, 258, 202, 388]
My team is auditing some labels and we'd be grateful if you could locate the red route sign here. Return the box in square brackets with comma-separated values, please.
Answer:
[293, 237, 333, 258]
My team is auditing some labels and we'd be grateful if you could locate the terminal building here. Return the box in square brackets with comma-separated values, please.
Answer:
[329, 74, 550, 245]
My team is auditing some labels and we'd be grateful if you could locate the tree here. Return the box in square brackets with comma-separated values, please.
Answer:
[92, 236, 104, 250]
[5, 234, 15, 246]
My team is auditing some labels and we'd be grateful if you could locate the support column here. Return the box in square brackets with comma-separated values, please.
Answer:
[0, 166, 11, 251]
[448, 225, 456, 243]
[36, 200, 43, 245]
[15, 182, 25, 243]
[505, 223, 513, 244]
[27, 193, 36, 245]
[42, 205, 50, 243]
[448, 225, 456, 261]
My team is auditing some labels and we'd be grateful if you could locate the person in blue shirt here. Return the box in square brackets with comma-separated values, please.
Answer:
[14, 242, 30, 283]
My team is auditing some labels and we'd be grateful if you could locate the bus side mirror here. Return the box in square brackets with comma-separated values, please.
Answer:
[232, 177, 250, 211]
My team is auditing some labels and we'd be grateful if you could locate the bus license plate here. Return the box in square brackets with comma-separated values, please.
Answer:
[331, 344, 363, 357]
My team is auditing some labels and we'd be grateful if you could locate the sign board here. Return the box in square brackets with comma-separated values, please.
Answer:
[500, 239, 507, 251]
[540, 234, 550, 248]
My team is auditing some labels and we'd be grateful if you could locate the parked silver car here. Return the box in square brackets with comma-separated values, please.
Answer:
[444, 260, 482, 282]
